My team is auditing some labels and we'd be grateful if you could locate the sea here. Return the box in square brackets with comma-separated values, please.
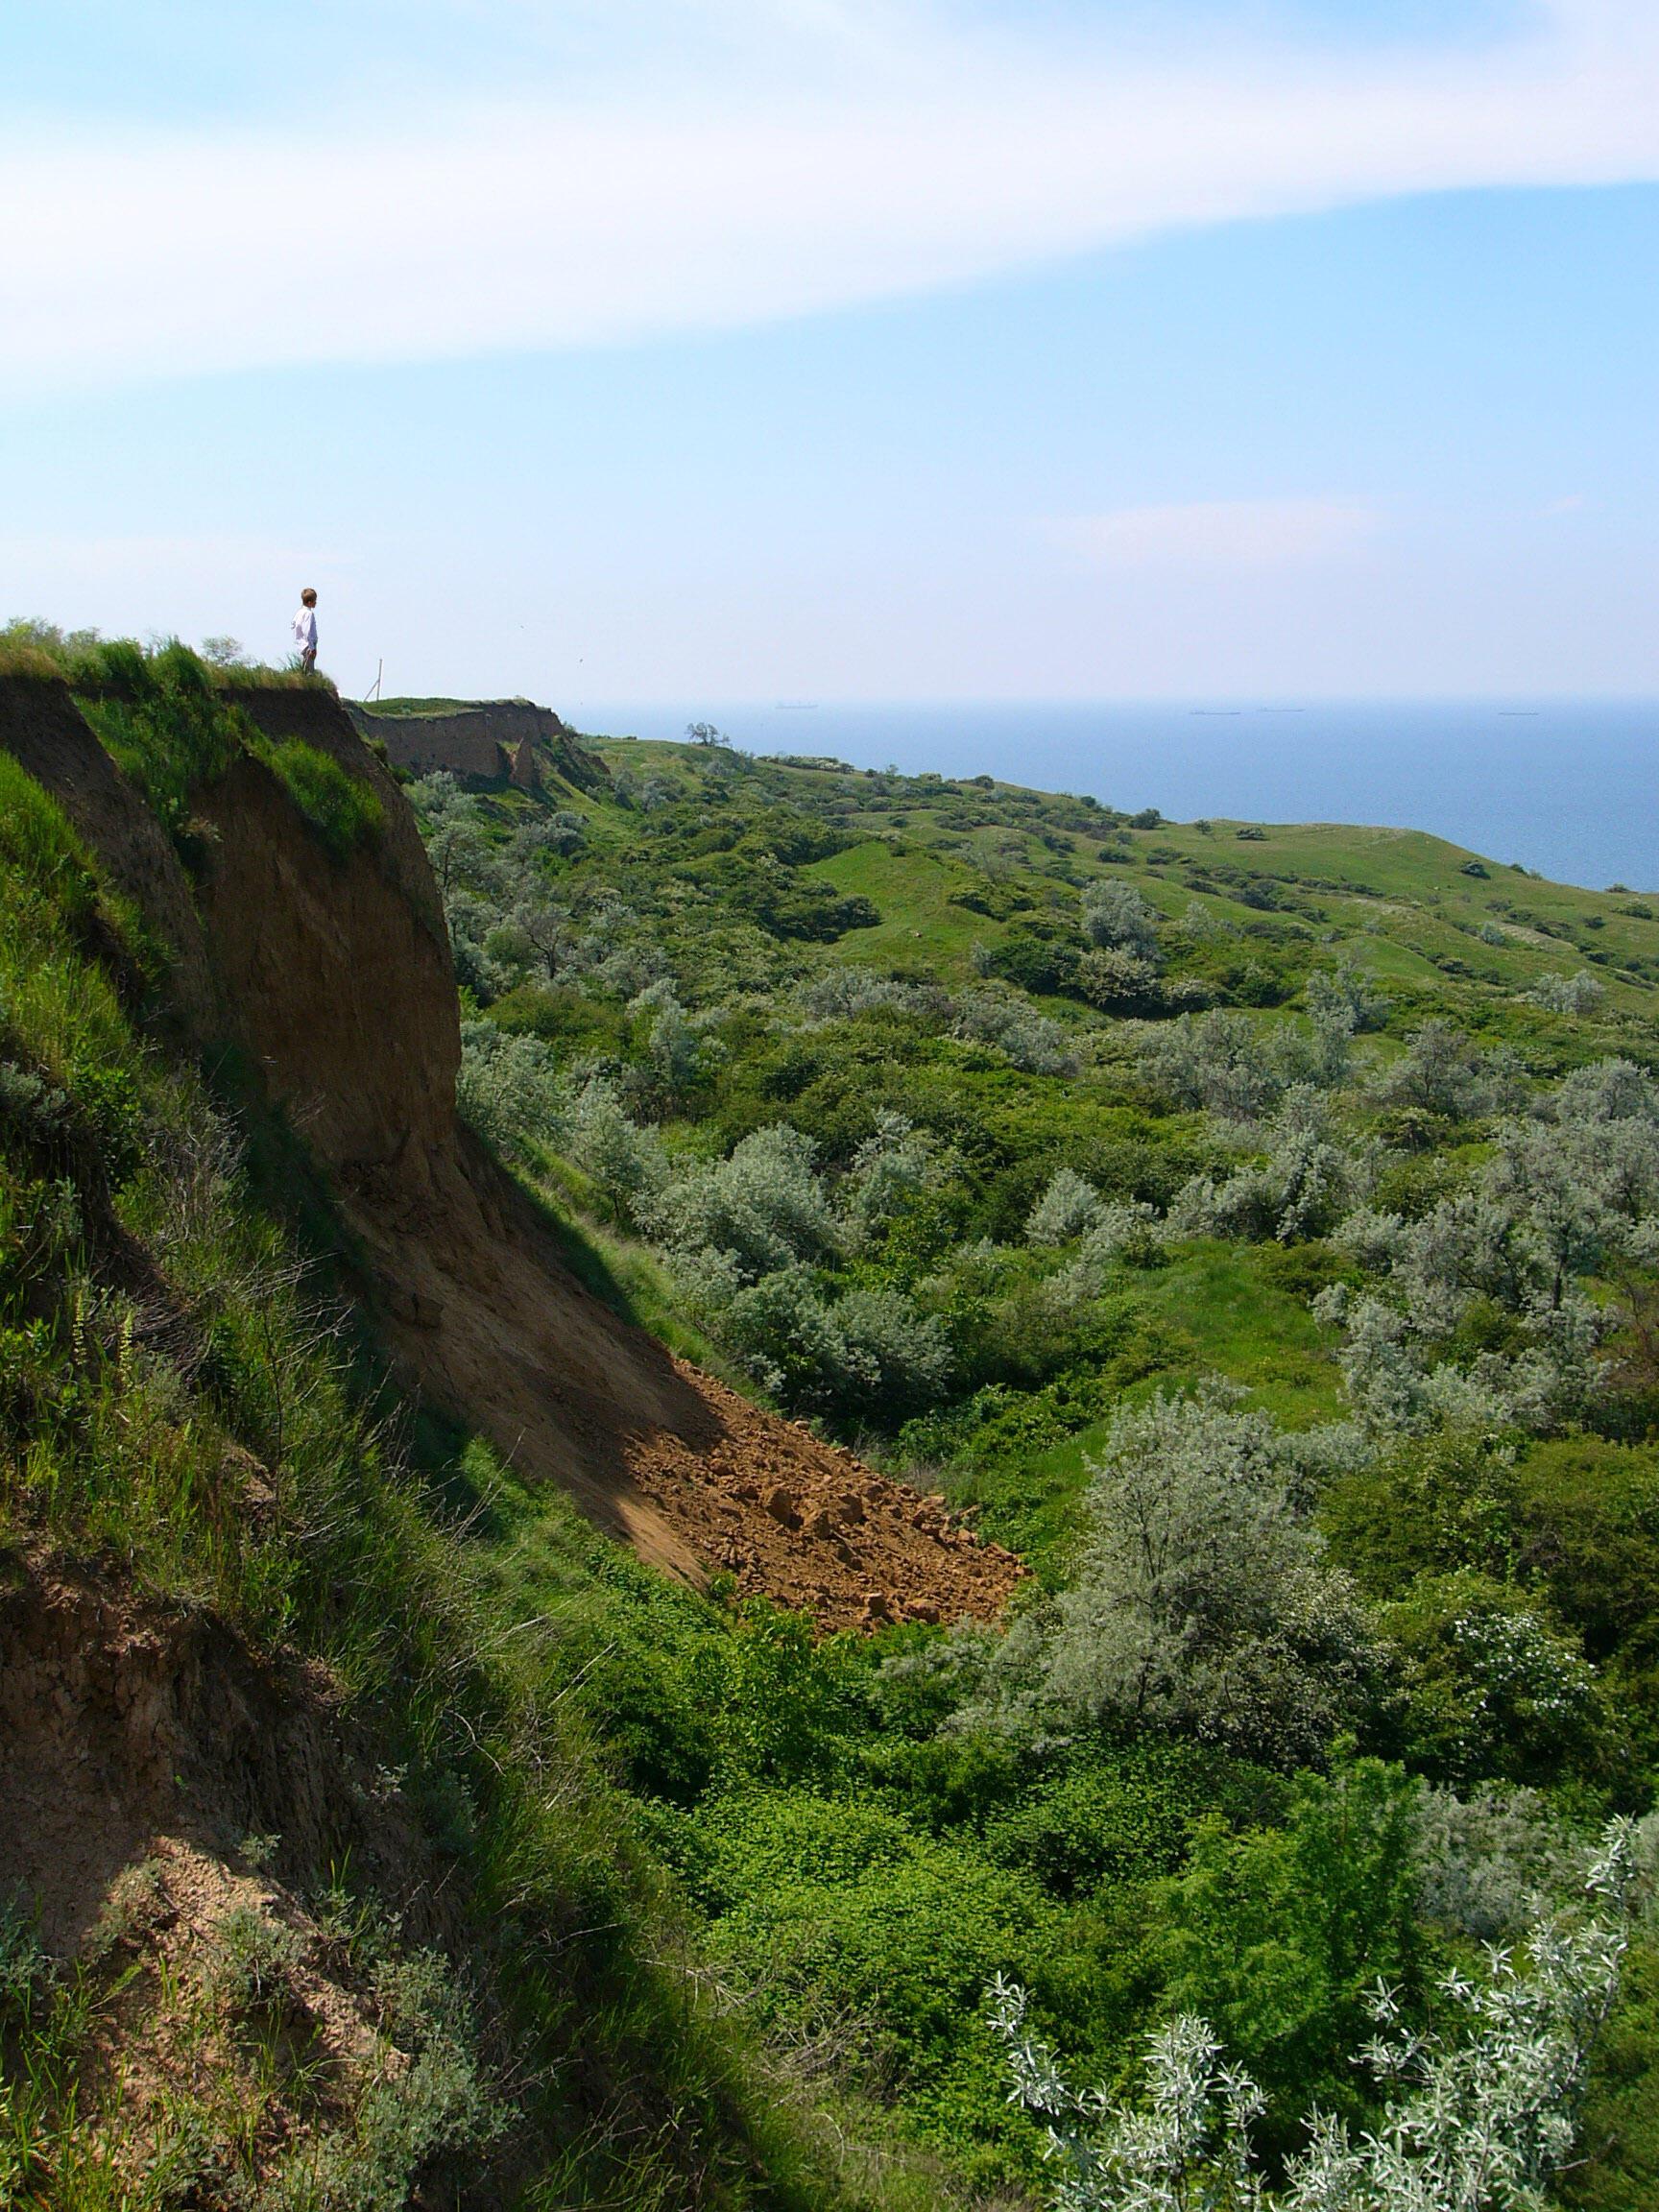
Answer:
[573, 699, 1659, 896]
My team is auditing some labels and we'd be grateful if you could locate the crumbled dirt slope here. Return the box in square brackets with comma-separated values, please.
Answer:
[0, 1550, 429, 1957]
[0, 1552, 508, 2203]
[0, 674, 1021, 1627]
[631, 1363, 1017, 1631]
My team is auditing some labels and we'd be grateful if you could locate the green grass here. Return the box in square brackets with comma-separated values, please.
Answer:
[802, 841, 1007, 975]
[514, 1139, 736, 1373]
[1139, 1240, 1348, 1422]
[249, 736, 383, 859]
[357, 695, 526, 717]
[897, 1239, 1346, 1567]
[573, 734, 1659, 1048]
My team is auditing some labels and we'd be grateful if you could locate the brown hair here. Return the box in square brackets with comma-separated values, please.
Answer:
[301, 587, 317, 605]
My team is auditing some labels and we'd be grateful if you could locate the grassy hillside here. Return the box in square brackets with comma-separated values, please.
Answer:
[6, 634, 1659, 2211]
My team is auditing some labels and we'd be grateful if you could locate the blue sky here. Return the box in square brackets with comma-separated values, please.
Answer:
[3, 1, 1656, 701]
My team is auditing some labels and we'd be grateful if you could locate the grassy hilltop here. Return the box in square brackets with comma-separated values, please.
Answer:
[4, 636, 1659, 2211]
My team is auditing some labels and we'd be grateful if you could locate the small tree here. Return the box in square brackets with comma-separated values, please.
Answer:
[1028, 1167, 1105, 1246]
[648, 1124, 838, 1279]
[1525, 973, 1604, 1016]
[1082, 881, 1162, 964]
[1141, 1011, 1285, 1121]
[510, 896, 577, 982]
[1015, 1386, 1374, 1767]
[1373, 1022, 1523, 1123]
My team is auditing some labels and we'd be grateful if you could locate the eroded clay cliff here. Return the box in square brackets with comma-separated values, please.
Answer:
[0, 672, 1019, 1630]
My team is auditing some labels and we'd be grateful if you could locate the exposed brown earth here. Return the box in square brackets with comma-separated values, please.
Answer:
[630, 1364, 1019, 1632]
[0, 672, 1022, 1630]
[0, 1551, 424, 1958]
[345, 695, 612, 798]
[0, 1552, 504, 2197]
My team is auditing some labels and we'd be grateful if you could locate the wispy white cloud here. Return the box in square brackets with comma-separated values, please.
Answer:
[1040, 497, 1382, 568]
[4, 1, 1658, 391]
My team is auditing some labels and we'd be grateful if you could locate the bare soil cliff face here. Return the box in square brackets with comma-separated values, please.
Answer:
[0, 1554, 502, 2202]
[347, 698, 611, 797]
[0, 675, 1020, 1628]
[0, 1551, 420, 1957]
[193, 745, 459, 1182]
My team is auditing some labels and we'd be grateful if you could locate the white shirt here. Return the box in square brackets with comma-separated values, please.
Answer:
[292, 605, 318, 651]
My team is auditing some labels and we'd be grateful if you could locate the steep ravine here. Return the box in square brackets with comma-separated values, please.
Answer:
[0, 671, 1019, 1631]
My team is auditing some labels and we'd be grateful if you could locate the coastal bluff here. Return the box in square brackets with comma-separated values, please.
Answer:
[347, 693, 612, 796]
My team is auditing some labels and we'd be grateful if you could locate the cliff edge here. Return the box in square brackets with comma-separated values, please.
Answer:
[0, 671, 1018, 1630]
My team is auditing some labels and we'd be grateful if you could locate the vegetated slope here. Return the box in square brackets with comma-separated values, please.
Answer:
[591, 738, 1659, 1008]
[0, 644, 1026, 2210]
[12, 647, 1659, 2210]
[0, 668, 1016, 1634]
[408, 713, 1659, 2204]
[432, 720, 1659, 1564]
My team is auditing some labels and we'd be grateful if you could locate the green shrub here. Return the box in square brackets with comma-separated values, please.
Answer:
[691, 1790, 1062, 2183]
[981, 1741, 1283, 1901]
[1156, 1759, 1426, 2158]
[208, 1902, 303, 2014]
[1382, 1570, 1617, 1788]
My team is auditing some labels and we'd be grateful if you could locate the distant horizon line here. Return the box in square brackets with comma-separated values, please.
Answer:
[556, 692, 1659, 712]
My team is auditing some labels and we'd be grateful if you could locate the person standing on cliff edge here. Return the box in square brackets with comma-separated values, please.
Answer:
[292, 587, 318, 675]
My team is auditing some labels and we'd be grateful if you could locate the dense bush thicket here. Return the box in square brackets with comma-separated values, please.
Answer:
[403, 731, 1659, 2206]
[0, 698, 943, 2205]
